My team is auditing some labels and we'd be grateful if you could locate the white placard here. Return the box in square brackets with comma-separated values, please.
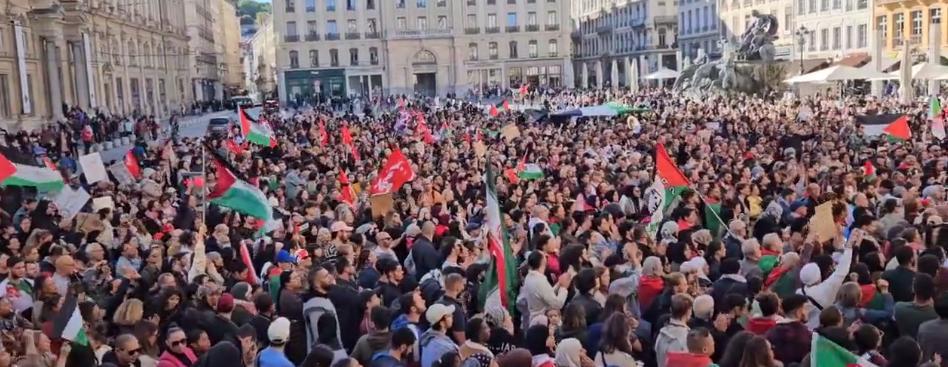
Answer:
[50, 186, 90, 220]
[92, 196, 114, 211]
[79, 152, 107, 183]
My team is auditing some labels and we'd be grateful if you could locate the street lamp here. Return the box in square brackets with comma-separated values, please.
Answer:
[795, 26, 811, 75]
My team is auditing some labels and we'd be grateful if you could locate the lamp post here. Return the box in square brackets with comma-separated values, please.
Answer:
[795, 26, 811, 75]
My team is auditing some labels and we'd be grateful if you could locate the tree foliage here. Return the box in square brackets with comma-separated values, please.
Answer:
[238, 0, 271, 22]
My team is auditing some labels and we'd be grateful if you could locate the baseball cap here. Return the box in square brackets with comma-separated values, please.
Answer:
[426, 303, 456, 325]
[268, 317, 291, 344]
[330, 221, 354, 233]
[275, 250, 297, 264]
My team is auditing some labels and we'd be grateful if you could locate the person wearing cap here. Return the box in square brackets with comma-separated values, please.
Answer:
[419, 303, 459, 367]
[331, 221, 354, 249]
[258, 317, 295, 367]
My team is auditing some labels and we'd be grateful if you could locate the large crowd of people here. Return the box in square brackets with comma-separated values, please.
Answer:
[0, 87, 946, 367]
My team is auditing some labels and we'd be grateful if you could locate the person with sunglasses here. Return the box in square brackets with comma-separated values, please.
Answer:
[158, 327, 197, 367]
[102, 333, 143, 367]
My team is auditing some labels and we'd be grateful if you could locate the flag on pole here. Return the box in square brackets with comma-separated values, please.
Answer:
[479, 161, 519, 314]
[338, 170, 356, 207]
[340, 124, 361, 161]
[489, 99, 510, 117]
[704, 203, 724, 237]
[208, 158, 273, 221]
[370, 148, 415, 196]
[416, 116, 435, 145]
[931, 96, 946, 140]
[517, 163, 545, 181]
[0, 153, 64, 192]
[239, 242, 259, 285]
[319, 120, 330, 146]
[645, 143, 691, 238]
[124, 150, 141, 180]
[811, 332, 878, 367]
[239, 106, 276, 147]
[883, 115, 912, 142]
[52, 292, 89, 346]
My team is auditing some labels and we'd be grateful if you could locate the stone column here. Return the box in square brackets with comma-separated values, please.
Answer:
[595, 60, 603, 88]
[871, 29, 883, 97]
[73, 41, 90, 110]
[45, 39, 64, 121]
[930, 22, 941, 96]
[278, 72, 287, 103]
[563, 59, 575, 89]
[610, 58, 619, 89]
[625, 57, 633, 90]
[581, 62, 589, 89]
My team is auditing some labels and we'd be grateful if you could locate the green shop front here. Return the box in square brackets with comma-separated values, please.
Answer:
[283, 69, 346, 104]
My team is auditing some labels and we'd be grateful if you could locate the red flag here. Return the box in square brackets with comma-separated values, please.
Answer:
[124, 150, 142, 179]
[370, 148, 416, 195]
[0, 153, 15, 182]
[504, 168, 520, 184]
[339, 170, 356, 207]
[417, 118, 434, 145]
[503, 100, 510, 111]
[238, 242, 259, 285]
[341, 124, 353, 146]
[863, 161, 876, 176]
[42, 157, 56, 171]
[883, 115, 912, 141]
[225, 139, 244, 155]
[490, 105, 499, 117]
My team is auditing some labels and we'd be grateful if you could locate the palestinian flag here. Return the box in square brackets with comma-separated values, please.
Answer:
[856, 114, 910, 142]
[518, 163, 544, 181]
[479, 161, 519, 314]
[239, 106, 276, 147]
[704, 202, 724, 237]
[239, 242, 259, 285]
[52, 292, 89, 346]
[208, 158, 273, 221]
[0, 153, 64, 192]
[645, 143, 690, 238]
[42, 157, 56, 171]
[489, 99, 510, 117]
[931, 96, 946, 140]
[811, 332, 878, 366]
[124, 150, 141, 180]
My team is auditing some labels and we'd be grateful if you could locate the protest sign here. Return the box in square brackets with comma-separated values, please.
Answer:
[79, 153, 107, 183]
[50, 186, 90, 220]
[809, 201, 837, 241]
[370, 193, 395, 218]
[501, 124, 521, 142]
[92, 196, 115, 211]
[109, 161, 135, 185]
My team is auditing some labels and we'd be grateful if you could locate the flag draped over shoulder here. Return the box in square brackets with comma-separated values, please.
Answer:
[479, 162, 519, 314]
[811, 332, 878, 367]
[208, 158, 272, 221]
[239, 106, 276, 147]
[645, 143, 690, 238]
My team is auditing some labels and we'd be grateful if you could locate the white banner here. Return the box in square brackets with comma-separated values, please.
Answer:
[79, 152, 107, 183]
[83, 32, 97, 108]
[50, 186, 90, 220]
[13, 21, 30, 114]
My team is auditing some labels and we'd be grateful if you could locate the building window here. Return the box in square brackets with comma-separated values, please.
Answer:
[508, 0, 515, 3]
[468, 14, 477, 27]
[857, 24, 867, 47]
[820, 0, 828, 10]
[894, 13, 904, 41]
[348, 20, 358, 33]
[686, 10, 692, 33]
[330, 49, 339, 66]
[820, 28, 828, 50]
[548, 39, 558, 56]
[307, 20, 318, 35]
[367, 0, 375, 9]
[397, 17, 407, 30]
[878, 15, 887, 42]
[933, 8, 943, 24]
[370, 47, 378, 64]
[438, 16, 447, 29]
[832, 27, 840, 49]
[289, 50, 299, 68]
[327, 0, 336, 11]
[437, 0, 446, 6]
[507, 12, 517, 26]
[397, 0, 405, 7]
[832, 0, 840, 9]
[846, 25, 852, 49]
[785, 7, 793, 31]
[286, 0, 295, 12]
[710, 5, 716, 28]
[911, 10, 923, 35]
[857, 0, 866, 8]
[547, 11, 557, 25]
[347, 0, 356, 10]
[287, 21, 298, 36]
[488, 14, 497, 27]
[489, 42, 498, 59]
[808, 31, 815, 51]
[469, 43, 478, 60]
[418, 17, 427, 30]
[417, 0, 427, 7]
[845, 0, 852, 10]
[528, 12, 537, 26]
[488, 0, 495, 4]
[368, 19, 378, 33]
[328, 20, 338, 35]
[305, 0, 314, 11]
[658, 28, 667, 47]
[509, 41, 518, 58]
[309, 50, 319, 66]
[0, 74, 9, 118]
[350, 48, 359, 65]
[797, 0, 804, 14]
[528, 40, 538, 57]
[808, 0, 815, 13]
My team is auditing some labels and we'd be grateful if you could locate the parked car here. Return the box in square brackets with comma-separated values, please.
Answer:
[207, 117, 232, 136]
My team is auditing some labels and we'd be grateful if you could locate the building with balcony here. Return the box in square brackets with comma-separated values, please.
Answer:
[679, 0, 720, 62]
[243, 14, 277, 100]
[273, 0, 573, 102]
[794, 0, 872, 63]
[875, 0, 946, 59]
[571, 0, 678, 89]
[0, 0, 191, 130]
[218, 0, 244, 95]
[718, 0, 795, 61]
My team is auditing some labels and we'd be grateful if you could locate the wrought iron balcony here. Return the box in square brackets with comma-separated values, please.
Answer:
[486, 27, 500, 33]
[546, 24, 560, 31]
[305, 33, 320, 41]
[526, 24, 539, 31]
[346, 32, 362, 39]
[284, 34, 300, 42]
[506, 25, 520, 32]
[465, 27, 481, 34]
[326, 33, 341, 40]
[365, 32, 381, 39]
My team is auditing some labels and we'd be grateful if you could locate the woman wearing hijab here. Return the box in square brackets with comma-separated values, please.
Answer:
[554, 339, 592, 367]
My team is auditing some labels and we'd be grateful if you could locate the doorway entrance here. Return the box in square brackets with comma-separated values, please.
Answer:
[414, 73, 436, 97]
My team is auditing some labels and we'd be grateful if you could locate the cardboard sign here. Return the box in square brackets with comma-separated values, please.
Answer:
[501, 124, 521, 142]
[50, 186, 90, 220]
[79, 152, 107, 183]
[473, 140, 487, 158]
[75, 212, 104, 234]
[92, 196, 115, 211]
[370, 193, 395, 218]
[809, 201, 837, 242]
[109, 161, 135, 185]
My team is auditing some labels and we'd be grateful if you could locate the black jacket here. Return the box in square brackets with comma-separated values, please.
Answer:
[328, 281, 365, 351]
[410, 236, 441, 281]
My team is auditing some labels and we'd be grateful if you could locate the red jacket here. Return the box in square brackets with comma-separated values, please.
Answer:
[157, 348, 198, 367]
[638, 275, 665, 311]
[665, 352, 713, 367]
[746, 317, 778, 335]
